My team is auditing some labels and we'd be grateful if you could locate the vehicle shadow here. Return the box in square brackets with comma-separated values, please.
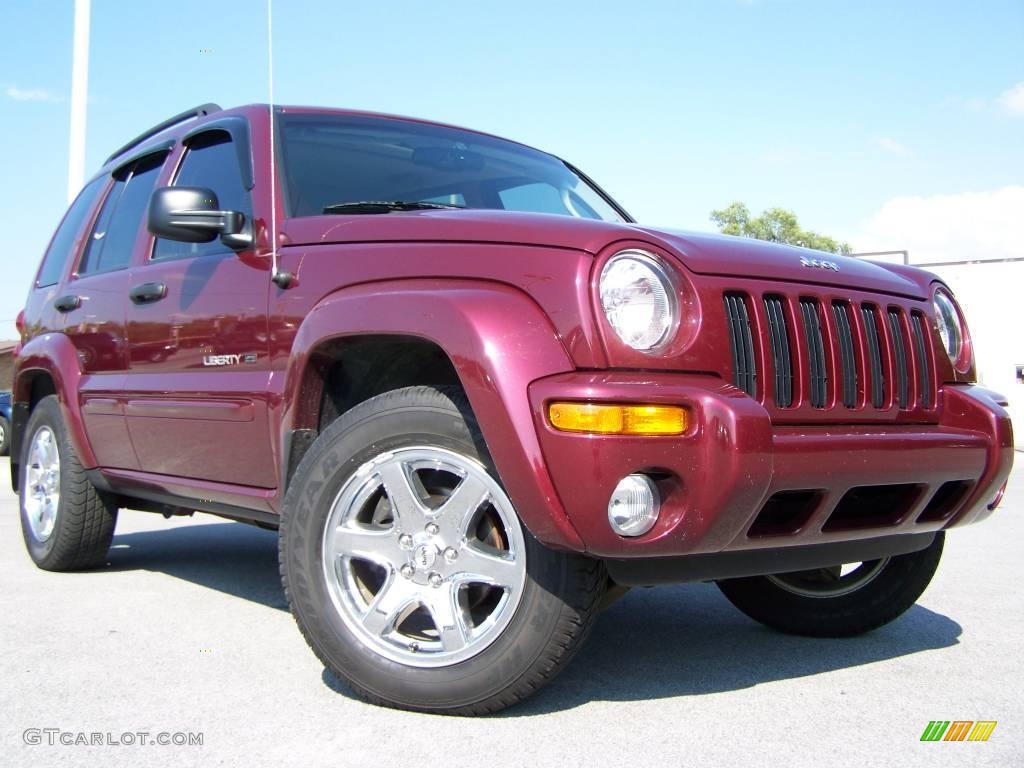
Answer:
[104, 520, 962, 711]
[496, 584, 961, 714]
[104, 520, 288, 611]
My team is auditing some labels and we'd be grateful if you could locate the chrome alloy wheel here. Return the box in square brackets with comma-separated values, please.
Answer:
[24, 426, 61, 542]
[321, 446, 528, 668]
[767, 559, 891, 599]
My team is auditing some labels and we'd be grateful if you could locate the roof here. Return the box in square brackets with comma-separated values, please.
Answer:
[97, 103, 544, 177]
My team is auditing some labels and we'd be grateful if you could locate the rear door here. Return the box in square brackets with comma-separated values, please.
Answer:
[122, 126, 275, 487]
[27, 175, 108, 351]
[60, 153, 169, 470]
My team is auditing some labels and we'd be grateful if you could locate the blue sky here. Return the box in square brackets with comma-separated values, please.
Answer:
[1, 0, 1021, 338]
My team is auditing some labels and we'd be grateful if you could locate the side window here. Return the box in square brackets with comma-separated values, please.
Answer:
[79, 177, 127, 274]
[36, 177, 106, 287]
[153, 132, 251, 260]
[79, 153, 166, 275]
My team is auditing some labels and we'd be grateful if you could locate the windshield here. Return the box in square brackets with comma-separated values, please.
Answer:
[278, 113, 629, 222]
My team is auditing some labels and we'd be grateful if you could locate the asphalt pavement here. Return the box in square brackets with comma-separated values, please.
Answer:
[1, 455, 1021, 767]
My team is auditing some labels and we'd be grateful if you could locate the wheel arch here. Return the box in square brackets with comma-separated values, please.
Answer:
[281, 279, 585, 551]
[10, 333, 96, 493]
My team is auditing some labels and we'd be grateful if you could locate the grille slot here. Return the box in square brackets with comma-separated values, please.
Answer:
[861, 305, 886, 408]
[763, 296, 793, 407]
[888, 309, 910, 409]
[799, 299, 828, 408]
[831, 302, 858, 408]
[910, 312, 932, 409]
[724, 293, 757, 396]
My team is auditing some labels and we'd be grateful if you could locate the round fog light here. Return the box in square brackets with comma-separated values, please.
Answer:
[608, 475, 661, 537]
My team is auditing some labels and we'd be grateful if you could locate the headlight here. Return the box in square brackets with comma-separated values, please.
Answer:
[932, 287, 965, 366]
[599, 251, 676, 351]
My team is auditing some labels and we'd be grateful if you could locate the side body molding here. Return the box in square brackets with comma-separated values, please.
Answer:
[281, 279, 586, 551]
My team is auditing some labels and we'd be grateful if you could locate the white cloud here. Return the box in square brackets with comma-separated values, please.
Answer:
[874, 137, 910, 156]
[852, 186, 1024, 264]
[996, 82, 1024, 116]
[5, 85, 57, 102]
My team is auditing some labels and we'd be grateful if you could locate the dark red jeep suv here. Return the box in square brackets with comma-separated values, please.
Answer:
[9, 103, 1014, 714]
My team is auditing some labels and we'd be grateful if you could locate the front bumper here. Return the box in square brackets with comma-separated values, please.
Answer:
[529, 373, 1013, 558]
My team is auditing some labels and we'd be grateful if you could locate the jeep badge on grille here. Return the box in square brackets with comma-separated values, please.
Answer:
[800, 256, 840, 271]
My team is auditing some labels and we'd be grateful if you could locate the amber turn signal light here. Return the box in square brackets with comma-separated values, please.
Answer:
[547, 402, 688, 436]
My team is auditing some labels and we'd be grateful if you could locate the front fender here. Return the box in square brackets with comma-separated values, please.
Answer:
[283, 279, 586, 551]
[13, 333, 97, 470]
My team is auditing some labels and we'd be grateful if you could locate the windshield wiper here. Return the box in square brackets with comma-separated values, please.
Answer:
[322, 200, 465, 214]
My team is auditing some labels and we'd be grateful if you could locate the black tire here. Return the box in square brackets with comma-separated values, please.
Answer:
[716, 532, 944, 637]
[19, 396, 118, 571]
[0, 415, 10, 456]
[280, 385, 605, 715]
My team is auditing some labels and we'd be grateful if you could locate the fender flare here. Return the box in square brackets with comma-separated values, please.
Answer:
[283, 279, 586, 551]
[13, 333, 97, 470]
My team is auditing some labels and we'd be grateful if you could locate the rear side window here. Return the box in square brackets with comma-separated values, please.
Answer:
[36, 177, 106, 287]
[79, 153, 166, 275]
[153, 132, 251, 260]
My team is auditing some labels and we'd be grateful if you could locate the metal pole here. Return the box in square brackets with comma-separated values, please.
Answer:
[267, 0, 291, 288]
[68, 0, 90, 202]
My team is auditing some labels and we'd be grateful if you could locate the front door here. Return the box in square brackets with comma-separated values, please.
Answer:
[123, 128, 275, 488]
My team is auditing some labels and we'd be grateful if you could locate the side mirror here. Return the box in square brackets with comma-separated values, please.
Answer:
[148, 186, 252, 250]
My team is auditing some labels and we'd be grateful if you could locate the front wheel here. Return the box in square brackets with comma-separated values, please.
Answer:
[280, 386, 605, 715]
[716, 533, 944, 637]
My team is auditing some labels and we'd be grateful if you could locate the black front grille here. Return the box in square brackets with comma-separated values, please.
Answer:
[831, 301, 858, 408]
[763, 296, 793, 407]
[724, 293, 757, 397]
[799, 298, 828, 408]
[910, 312, 932, 409]
[861, 305, 886, 408]
[723, 291, 936, 417]
[887, 309, 910, 409]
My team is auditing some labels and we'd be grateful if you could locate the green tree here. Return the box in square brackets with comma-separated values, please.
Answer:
[710, 202, 851, 254]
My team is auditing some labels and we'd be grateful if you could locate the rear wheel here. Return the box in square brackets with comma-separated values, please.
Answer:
[19, 396, 118, 571]
[716, 533, 944, 637]
[280, 386, 605, 715]
[0, 415, 10, 456]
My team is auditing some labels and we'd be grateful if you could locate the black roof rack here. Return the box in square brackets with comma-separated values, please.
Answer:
[105, 103, 222, 164]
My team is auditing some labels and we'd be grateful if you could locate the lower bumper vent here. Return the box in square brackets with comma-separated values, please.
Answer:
[823, 484, 924, 532]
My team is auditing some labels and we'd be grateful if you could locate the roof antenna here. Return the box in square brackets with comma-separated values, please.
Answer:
[267, 0, 292, 289]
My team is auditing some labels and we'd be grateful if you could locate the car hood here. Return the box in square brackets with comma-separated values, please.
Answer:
[634, 227, 928, 299]
[282, 211, 928, 300]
